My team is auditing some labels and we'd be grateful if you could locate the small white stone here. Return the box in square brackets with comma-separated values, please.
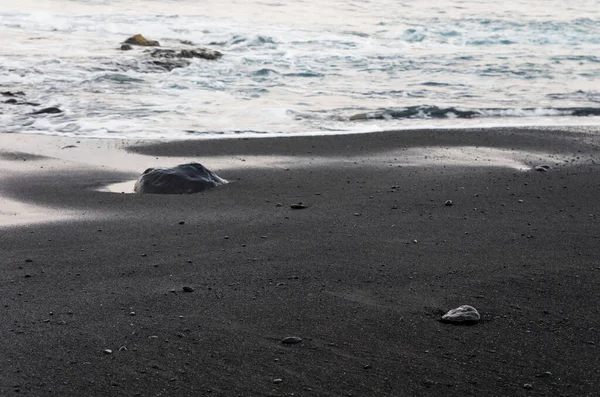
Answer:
[441, 305, 480, 324]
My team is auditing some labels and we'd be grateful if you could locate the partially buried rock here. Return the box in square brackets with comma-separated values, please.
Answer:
[281, 336, 302, 344]
[124, 34, 160, 47]
[534, 164, 551, 172]
[134, 162, 227, 194]
[441, 305, 480, 324]
[290, 203, 308, 209]
[30, 107, 62, 115]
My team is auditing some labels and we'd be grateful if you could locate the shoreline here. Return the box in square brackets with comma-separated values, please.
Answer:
[1, 126, 599, 396]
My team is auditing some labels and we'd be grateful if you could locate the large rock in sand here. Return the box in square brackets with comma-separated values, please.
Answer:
[134, 163, 227, 194]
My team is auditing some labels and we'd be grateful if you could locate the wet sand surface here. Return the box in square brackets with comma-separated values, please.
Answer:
[1, 127, 599, 396]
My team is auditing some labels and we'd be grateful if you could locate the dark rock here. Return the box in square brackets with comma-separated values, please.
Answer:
[281, 336, 302, 344]
[290, 203, 308, 209]
[444, 200, 453, 206]
[4, 98, 17, 104]
[133, 162, 227, 194]
[31, 107, 62, 115]
[124, 34, 160, 47]
[2, 91, 25, 97]
[120, 44, 133, 51]
[182, 286, 194, 293]
[441, 305, 480, 324]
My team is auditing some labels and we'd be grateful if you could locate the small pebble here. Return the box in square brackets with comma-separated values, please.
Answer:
[25, 259, 33, 263]
[444, 200, 453, 206]
[537, 371, 552, 378]
[182, 286, 194, 292]
[281, 336, 302, 344]
[178, 221, 185, 225]
[523, 383, 533, 390]
[273, 378, 283, 384]
[290, 203, 308, 209]
[103, 349, 112, 354]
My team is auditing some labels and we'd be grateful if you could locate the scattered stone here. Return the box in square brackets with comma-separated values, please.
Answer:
[178, 221, 185, 225]
[440, 305, 480, 324]
[120, 44, 133, 51]
[30, 107, 62, 115]
[24, 274, 32, 278]
[363, 364, 372, 370]
[281, 336, 302, 344]
[25, 259, 33, 263]
[124, 34, 160, 47]
[275, 203, 282, 207]
[523, 383, 533, 390]
[61, 145, 78, 149]
[5, 98, 17, 104]
[534, 164, 551, 172]
[273, 378, 283, 384]
[290, 203, 308, 209]
[537, 371, 552, 378]
[134, 163, 227, 194]
[103, 349, 113, 354]
[444, 200, 453, 206]
[182, 286, 194, 293]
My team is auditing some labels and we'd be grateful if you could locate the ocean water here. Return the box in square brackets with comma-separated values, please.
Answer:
[0, 0, 599, 139]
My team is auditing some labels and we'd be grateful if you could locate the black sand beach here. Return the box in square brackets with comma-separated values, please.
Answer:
[1, 127, 599, 396]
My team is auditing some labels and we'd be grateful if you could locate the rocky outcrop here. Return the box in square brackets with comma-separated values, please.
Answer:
[146, 48, 223, 71]
[134, 163, 227, 194]
[124, 34, 160, 47]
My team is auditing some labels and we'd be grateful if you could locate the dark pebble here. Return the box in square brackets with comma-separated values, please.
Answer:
[182, 286, 194, 292]
[25, 259, 33, 263]
[120, 44, 133, 51]
[178, 221, 185, 225]
[4, 98, 17, 104]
